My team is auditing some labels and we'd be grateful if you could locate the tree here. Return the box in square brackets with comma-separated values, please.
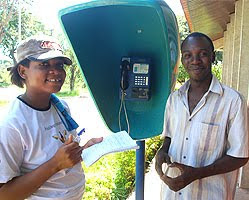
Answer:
[0, 0, 34, 44]
[64, 49, 84, 91]
[177, 15, 191, 43]
[176, 15, 190, 83]
[0, 0, 18, 44]
[0, 0, 48, 65]
[56, 33, 85, 92]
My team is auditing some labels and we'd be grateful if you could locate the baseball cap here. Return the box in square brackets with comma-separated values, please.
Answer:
[11, 35, 72, 69]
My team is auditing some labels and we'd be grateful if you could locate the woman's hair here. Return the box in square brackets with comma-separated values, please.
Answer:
[10, 59, 30, 88]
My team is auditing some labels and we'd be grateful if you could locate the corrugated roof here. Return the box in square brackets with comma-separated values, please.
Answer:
[180, 0, 235, 48]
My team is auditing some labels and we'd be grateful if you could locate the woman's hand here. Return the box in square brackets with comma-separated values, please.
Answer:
[82, 137, 103, 150]
[52, 134, 83, 171]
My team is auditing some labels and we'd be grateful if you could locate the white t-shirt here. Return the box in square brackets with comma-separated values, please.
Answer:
[0, 97, 85, 200]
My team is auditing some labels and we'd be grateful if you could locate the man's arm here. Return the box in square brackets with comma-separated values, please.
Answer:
[155, 137, 171, 177]
[195, 155, 248, 179]
[161, 155, 249, 192]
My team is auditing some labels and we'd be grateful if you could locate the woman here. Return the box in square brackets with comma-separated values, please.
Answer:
[0, 36, 102, 200]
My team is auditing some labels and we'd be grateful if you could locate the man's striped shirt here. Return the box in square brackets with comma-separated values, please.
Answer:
[161, 76, 248, 200]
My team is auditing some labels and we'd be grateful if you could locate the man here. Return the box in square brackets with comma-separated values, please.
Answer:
[155, 32, 248, 200]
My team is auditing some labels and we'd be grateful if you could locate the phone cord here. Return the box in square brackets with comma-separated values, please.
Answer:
[118, 90, 130, 134]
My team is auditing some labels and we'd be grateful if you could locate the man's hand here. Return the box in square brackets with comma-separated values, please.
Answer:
[155, 147, 172, 178]
[160, 155, 249, 192]
[160, 162, 196, 192]
[82, 137, 103, 150]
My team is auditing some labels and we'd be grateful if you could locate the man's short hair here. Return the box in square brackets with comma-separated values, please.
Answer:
[181, 32, 214, 52]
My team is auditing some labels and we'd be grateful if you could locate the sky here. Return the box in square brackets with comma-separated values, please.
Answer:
[32, 0, 184, 31]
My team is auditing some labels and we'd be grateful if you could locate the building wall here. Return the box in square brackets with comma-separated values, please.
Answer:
[222, 0, 249, 188]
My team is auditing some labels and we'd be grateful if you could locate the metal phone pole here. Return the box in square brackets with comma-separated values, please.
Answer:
[135, 140, 145, 200]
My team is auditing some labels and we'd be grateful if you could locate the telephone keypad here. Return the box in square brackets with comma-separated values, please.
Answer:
[134, 76, 148, 86]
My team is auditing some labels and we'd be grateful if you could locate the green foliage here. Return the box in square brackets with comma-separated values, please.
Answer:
[63, 49, 85, 92]
[0, 2, 85, 92]
[83, 155, 116, 200]
[55, 33, 86, 92]
[0, 1, 49, 65]
[82, 151, 136, 200]
[145, 136, 163, 169]
[112, 151, 136, 199]
[177, 15, 191, 43]
[212, 51, 223, 81]
[176, 15, 190, 84]
[176, 64, 189, 84]
[214, 51, 223, 65]
[212, 62, 222, 81]
[0, 68, 11, 87]
[56, 90, 80, 97]
[0, 0, 18, 42]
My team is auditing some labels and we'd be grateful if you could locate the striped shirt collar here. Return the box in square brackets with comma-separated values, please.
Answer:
[178, 75, 224, 97]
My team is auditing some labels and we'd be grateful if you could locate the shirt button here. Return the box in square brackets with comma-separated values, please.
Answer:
[186, 137, 188, 140]
[183, 156, 186, 159]
[179, 192, 182, 195]
[189, 119, 192, 121]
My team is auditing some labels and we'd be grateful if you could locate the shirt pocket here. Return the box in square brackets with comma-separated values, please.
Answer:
[197, 122, 220, 152]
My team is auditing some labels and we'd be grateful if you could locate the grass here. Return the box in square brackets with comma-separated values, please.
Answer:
[56, 90, 80, 97]
[57, 84, 89, 98]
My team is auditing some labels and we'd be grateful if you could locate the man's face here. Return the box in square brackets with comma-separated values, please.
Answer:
[181, 37, 215, 82]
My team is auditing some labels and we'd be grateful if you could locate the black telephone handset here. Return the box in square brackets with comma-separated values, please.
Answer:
[120, 60, 130, 90]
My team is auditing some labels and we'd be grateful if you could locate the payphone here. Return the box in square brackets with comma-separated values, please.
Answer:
[120, 57, 151, 101]
[58, 0, 180, 138]
[119, 57, 152, 134]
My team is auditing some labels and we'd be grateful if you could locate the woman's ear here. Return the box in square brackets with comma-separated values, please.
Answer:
[18, 64, 27, 79]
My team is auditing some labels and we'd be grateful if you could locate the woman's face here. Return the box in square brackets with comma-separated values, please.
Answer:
[19, 58, 66, 95]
